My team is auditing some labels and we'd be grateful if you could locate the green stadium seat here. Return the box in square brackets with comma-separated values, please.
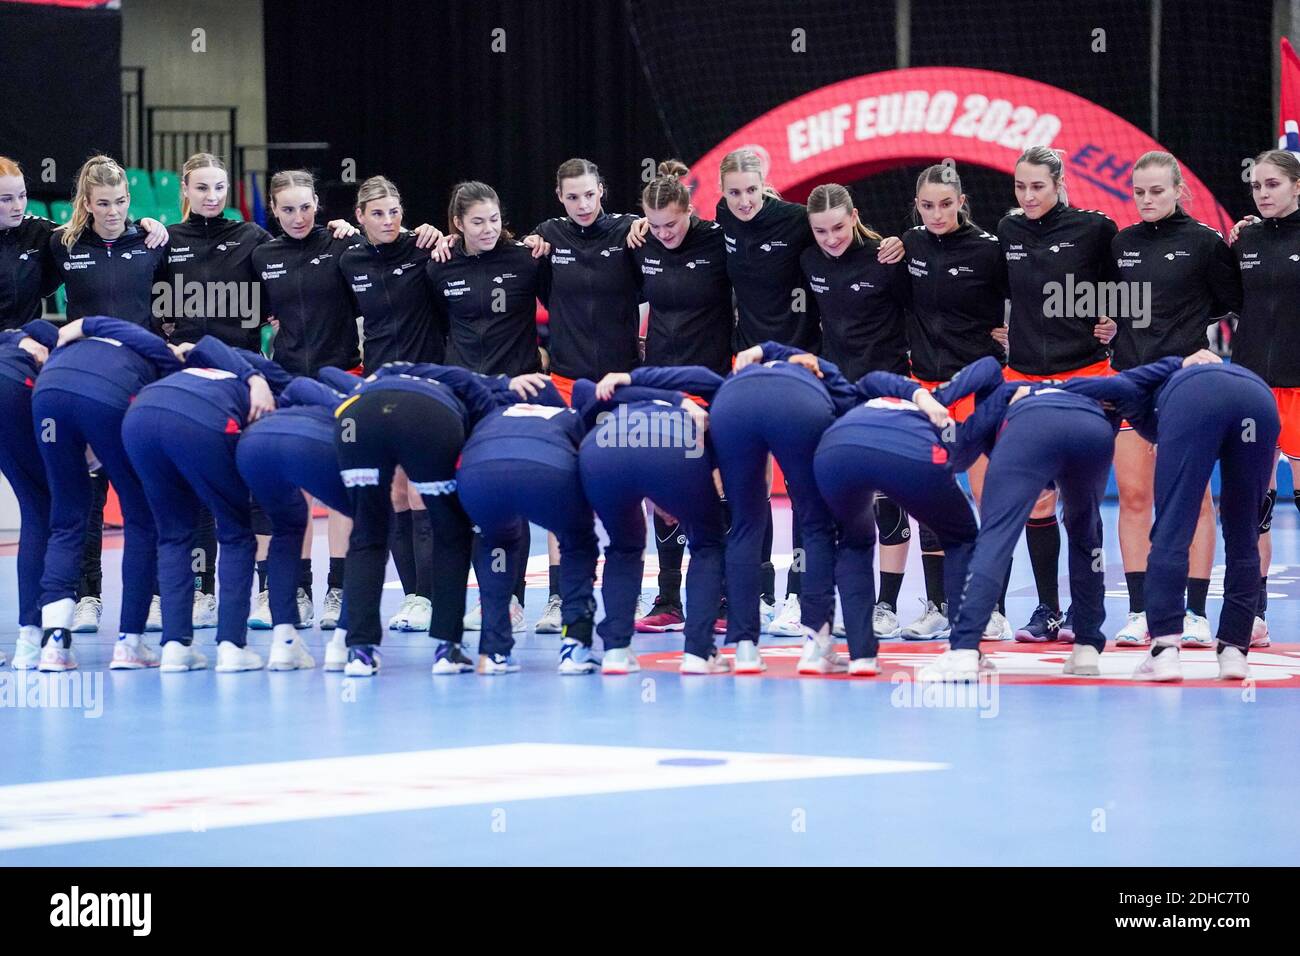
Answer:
[151, 205, 180, 227]
[124, 167, 156, 210]
[54, 287, 67, 316]
[260, 322, 276, 357]
[152, 168, 179, 201]
[222, 207, 244, 221]
[51, 201, 74, 225]
[26, 199, 49, 219]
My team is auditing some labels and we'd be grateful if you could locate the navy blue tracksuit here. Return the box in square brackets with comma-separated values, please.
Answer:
[815, 379, 980, 661]
[576, 379, 728, 658]
[336, 363, 500, 647]
[237, 376, 355, 630]
[34, 316, 182, 633]
[1118, 359, 1279, 651]
[936, 357, 1121, 651]
[123, 339, 293, 646]
[456, 379, 598, 657]
[0, 321, 59, 626]
[705, 345, 860, 643]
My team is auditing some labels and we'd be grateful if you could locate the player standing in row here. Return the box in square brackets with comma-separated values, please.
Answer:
[628, 161, 733, 634]
[997, 145, 1119, 643]
[1109, 151, 1240, 649]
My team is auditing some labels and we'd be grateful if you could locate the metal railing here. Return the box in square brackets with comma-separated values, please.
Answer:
[120, 67, 146, 169]
[146, 105, 239, 186]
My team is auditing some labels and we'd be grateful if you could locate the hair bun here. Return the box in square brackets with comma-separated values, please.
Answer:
[658, 159, 689, 179]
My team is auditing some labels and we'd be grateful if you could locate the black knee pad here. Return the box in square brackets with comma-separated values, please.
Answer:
[1260, 488, 1277, 534]
[918, 524, 942, 553]
[250, 501, 273, 537]
[874, 494, 911, 546]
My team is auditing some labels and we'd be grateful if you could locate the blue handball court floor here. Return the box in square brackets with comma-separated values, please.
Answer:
[1, 499, 1297, 866]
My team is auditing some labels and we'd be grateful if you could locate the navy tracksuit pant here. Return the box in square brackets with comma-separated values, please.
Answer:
[238, 413, 351, 631]
[949, 404, 1115, 652]
[1147, 372, 1278, 651]
[122, 402, 255, 647]
[458, 459, 598, 657]
[0, 377, 50, 628]
[815, 426, 979, 661]
[578, 413, 727, 659]
[32, 388, 157, 634]
[710, 374, 837, 643]
[336, 389, 473, 647]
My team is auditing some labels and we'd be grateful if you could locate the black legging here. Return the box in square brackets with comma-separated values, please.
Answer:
[337, 389, 474, 647]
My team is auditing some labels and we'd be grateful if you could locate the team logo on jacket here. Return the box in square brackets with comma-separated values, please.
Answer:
[600, 245, 623, 257]
[310, 254, 333, 265]
[120, 252, 134, 260]
[493, 273, 516, 283]
[1048, 242, 1075, 253]
[217, 243, 227, 251]
[1291, 254, 1300, 262]
[759, 240, 788, 253]
[850, 282, 874, 291]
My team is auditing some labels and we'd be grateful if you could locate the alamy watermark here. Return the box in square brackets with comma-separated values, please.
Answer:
[890, 669, 999, 719]
[1042, 275, 1151, 328]
[0, 671, 103, 718]
[152, 276, 261, 327]
[593, 404, 704, 459]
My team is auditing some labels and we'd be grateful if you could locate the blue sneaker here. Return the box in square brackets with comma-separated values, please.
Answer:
[476, 652, 521, 675]
[1014, 604, 1063, 643]
[557, 638, 600, 674]
[343, 644, 382, 677]
[431, 640, 474, 675]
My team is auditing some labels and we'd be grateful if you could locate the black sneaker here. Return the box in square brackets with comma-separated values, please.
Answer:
[1057, 605, 1076, 644]
[635, 595, 685, 632]
[431, 640, 474, 675]
[1014, 603, 1063, 643]
[344, 644, 382, 677]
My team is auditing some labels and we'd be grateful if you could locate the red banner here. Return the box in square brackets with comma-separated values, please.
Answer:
[685, 66, 1232, 234]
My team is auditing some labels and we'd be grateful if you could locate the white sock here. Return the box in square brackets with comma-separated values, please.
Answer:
[273, 623, 297, 644]
[330, 627, 347, 644]
[42, 598, 75, 630]
[18, 625, 41, 645]
[118, 632, 142, 647]
[1154, 634, 1180, 647]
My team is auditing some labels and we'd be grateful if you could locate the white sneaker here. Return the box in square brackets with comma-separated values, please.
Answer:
[982, 610, 1013, 642]
[268, 635, 316, 671]
[680, 650, 733, 674]
[110, 636, 159, 670]
[1133, 643, 1182, 682]
[324, 634, 348, 672]
[402, 595, 432, 632]
[557, 638, 600, 675]
[145, 595, 163, 632]
[1114, 611, 1150, 647]
[759, 598, 778, 631]
[320, 587, 343, 630]
[476, 653, 521, 675]
[873, 601, 901, 639]
[38, 634, 77, 672]
[1217, 642, 1250, 681]
[11, 635, 40, 670]
[1251, 616, 1270, 648]
[216, 641, 264, 673]
[901, 599, 950, 640]
[534, 594, 563, 633]
[462, 599, 482, 631]
[1180, 610, 1213, 648]
[388, 593, 414, 630]
[1062, 644, 1101, 676]
[918, 648, 987, 682]
[796, 631, 847, 674]
[509, 596, 526, 633]
[160, 640, 208, 672]
[634, 593, 653, 623]
[832, 617, 846, 637]
[601, 646, 640, 675]
[192, 591, 218, 629]
[733, 639, 767, 673]
[767, 594, 803, 636]
[71, 596, 102, 633]
[848, 657, 879, 676]
[247, 590, 273, 629]
[295, 588, 314, 629]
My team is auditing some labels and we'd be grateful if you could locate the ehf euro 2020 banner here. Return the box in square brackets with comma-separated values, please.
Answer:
[685, 66, 1233, 234]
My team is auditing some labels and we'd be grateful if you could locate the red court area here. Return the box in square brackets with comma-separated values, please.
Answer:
[636, 642, 1300, 688]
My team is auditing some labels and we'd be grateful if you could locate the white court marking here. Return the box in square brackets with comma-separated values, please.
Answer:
[0, 743, 947, 850]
